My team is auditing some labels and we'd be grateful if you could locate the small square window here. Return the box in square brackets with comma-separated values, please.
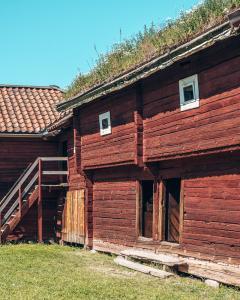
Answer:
[99, 111, 111, 136]
[179, 74, 199, 111]
[101, 118, 109, 130]
[183, 84, 194, 102]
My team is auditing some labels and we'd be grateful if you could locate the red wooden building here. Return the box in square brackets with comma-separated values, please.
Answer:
[56, 17, 240, 285]
[1, 13, 240, 286]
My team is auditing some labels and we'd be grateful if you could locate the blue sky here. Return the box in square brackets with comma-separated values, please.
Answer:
[0, 0, 199, 89]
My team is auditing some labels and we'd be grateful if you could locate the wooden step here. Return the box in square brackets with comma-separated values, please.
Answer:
[114, 256, 174, 278]
[120, 249, 185, 267]
[0, 187, 39, 243]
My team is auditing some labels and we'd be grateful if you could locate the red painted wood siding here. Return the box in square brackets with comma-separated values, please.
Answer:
[93, 180, 136, 245]
[143, 55, 240, 162]
[183, 174, 240, 261]
[66, 130, 85, 191]
[90, 152, 240, 263]
[79, 89, 136, 169]
[158, 152, 240, 262]
[0, 138, 58, 198]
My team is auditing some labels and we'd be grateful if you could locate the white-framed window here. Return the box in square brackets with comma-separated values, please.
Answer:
[99, 111, 111, 136]
[179, 74, 199, 111]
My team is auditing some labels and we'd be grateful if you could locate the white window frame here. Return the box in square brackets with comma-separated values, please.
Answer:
[179, 74, 200, 111]
[99, 111, 111, 136]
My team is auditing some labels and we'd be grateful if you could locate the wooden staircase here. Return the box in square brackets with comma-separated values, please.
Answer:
[0, 157, 68, 243]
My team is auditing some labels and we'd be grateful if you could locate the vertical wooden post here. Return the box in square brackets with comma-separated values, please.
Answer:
[158, 180, 165, 241]
[19, 186, 22, 217]
[84, 172, 93, 249]
[179, 179, 184, 244]
[153, 179, 159, 241]
[38, 159, 43, 243]
[135, 180, 141, 239]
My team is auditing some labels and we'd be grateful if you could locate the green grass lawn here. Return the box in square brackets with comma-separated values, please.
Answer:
[0, 244, 239, 300]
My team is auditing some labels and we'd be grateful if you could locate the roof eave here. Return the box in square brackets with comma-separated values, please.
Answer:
[57, 21, 233, 112]
[0, 133, 44, 138]
[45, 113, 73, 135]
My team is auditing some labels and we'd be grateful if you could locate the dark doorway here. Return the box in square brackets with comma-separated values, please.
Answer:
[61, 141, 68, 170]
[140, 181, 154, 238]
[163, 178, 181, 243]
[61, 140, 68, 156]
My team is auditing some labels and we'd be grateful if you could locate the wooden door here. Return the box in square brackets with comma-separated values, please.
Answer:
[164, 179, 181, 243]
[167, 190, 180, 242]
[62, 190, 85, 244]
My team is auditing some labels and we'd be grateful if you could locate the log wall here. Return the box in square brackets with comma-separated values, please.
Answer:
[93, 180, 137, 245]
[0, 138, 58, 199]
[90, 151, 240, 264]
[159, 152, 240, 264]
[143, 45, 240, 162]
[78, 88, 137, 169]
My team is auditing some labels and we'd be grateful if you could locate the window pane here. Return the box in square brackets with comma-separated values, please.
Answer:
[102, 118, 109, 129]
[183, 84, 194, 102]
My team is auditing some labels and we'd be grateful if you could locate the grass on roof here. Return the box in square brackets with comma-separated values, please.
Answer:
[65, 0, 240, 100]
[0, 244, 240, 299]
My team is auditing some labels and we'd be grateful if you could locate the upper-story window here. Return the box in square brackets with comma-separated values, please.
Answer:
[99, 111, 111, 136]
[179, 74, 199, 111]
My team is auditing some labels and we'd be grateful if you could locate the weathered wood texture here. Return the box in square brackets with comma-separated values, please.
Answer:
[0, 138, 58, 198]
[94, 240, 240, 286]
[7, 189, 61, 241]
[62, 126, 95, 246]
[93, 180, 137, 245]
[66, 130, 86, 191]
[114, 255, 174, 278]
[71, 36, 240, 169]
[78, 88, 137, 169]
[143, 54, 240, 162]
[157, 152, 240, 264]
[62, 190, 85, 244]
[90, 151, 240, 264]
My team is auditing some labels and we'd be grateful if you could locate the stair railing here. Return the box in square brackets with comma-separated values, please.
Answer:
[0, 157, 68, 230]
[0, 162, 32, 207]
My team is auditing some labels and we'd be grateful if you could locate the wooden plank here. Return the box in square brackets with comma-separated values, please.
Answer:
[135, 181, 140, 238]
[40, 157, 68, 161]
[179, 180, 184, 244]
[0, 159, 39, 211]
[61, 190, 85, 244]
[178, 257, 240, 286]
[158, 181, 164, 241]
[1, 187, 39, 242]
[42, 171, 68, 175]
[79, 189, 85, 238]
[114, 256, 174, 278]
[153, 180, 159, 240]
[121, 249, 185, 266]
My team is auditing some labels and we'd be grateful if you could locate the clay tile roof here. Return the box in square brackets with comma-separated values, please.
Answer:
[0, 85, 64, 134]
